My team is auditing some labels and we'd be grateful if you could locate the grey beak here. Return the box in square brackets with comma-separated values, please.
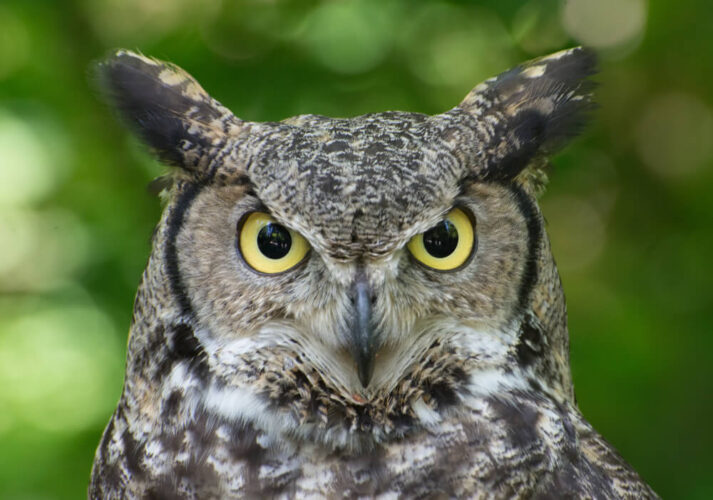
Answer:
[349, 273, 377, 387]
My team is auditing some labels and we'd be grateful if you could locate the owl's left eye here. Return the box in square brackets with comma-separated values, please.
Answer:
[407, 207, 476, 271]
[238, 212, 310, 274]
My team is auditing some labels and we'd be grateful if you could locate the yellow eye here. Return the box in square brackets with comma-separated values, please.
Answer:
[407, 207, 476, 271]
[238, 212, 310, 274]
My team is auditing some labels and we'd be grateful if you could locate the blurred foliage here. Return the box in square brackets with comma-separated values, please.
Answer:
[0, 0, 711, 498]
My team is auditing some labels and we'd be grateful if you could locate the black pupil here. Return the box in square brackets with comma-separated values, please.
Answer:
[257, 223, 292, 259]
[423, 220, 459, 258]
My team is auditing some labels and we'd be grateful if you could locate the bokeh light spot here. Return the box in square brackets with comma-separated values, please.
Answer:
[562, 0, 647, 51]
[404, 4, 512, 88]
[0, 303, 124, 433]
[0, 111, 59, 207]
[299, 0, 394, 74]
[0, 209, 90, 292]
[635, 93, 713, 179]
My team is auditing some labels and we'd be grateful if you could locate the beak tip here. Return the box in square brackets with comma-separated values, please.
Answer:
[358, 366, 373, 388]
[350, 274, 377, 389]
[356, 347, 375, 387]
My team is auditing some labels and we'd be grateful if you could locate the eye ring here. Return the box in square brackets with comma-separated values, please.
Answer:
[407, 207, 477, 272]
[237, 212, 310, 274]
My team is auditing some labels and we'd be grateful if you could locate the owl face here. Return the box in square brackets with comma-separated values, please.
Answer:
[97, 48, 595, 421]
[176, 157, 534, 394]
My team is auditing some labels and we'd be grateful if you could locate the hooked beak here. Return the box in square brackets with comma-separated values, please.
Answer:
[349, 273, 378, 387]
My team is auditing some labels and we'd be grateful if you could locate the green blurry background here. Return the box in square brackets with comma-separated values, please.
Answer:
[0, 0, 711, 498]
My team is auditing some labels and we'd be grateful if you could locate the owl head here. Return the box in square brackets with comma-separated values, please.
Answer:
[97, 48, 596, 448]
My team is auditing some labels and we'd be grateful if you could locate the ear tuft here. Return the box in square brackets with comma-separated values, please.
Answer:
[457, 47, 597, 182]
[93, 50, 242, 176]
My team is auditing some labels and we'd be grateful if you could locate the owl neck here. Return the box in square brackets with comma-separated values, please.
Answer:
[122, 313, 572, 455]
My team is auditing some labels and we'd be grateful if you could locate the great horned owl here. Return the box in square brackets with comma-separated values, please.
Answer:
[89, 47, 657, 498]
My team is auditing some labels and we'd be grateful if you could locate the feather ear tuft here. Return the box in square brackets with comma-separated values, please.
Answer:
[455, 47, 597, 183]
[93, 50, 244, 178]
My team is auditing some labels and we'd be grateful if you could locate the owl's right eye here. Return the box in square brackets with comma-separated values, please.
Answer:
[238, 212, 310, 274]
